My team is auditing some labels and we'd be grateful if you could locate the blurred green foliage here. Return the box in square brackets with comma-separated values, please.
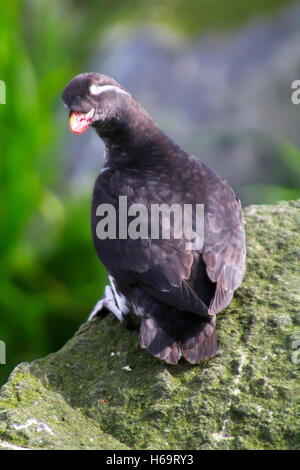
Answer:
[0, 0, 298, 386]
[0, 0, 110, 386]
[130, 0, 298, 36]
[244, 141, 300, 204]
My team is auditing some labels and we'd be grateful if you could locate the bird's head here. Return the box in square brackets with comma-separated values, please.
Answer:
[62, 72, 132, 135]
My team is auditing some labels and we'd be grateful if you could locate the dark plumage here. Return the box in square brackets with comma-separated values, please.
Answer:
[62, 72, 246, 364]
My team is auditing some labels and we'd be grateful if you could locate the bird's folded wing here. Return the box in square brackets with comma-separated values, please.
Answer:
[202, 185, 246, 315]
[106, 233, 211, 317]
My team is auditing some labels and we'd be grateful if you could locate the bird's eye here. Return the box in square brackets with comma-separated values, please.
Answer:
[89, 84, 101, 95]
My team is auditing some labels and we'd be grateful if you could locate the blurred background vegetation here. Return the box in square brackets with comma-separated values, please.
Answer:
[0, 0, 299, 386]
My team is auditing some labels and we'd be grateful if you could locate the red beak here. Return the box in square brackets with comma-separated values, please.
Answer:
[69, 109, 95, 134]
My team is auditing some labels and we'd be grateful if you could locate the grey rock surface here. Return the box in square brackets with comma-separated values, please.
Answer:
[0, 199, 299, 450]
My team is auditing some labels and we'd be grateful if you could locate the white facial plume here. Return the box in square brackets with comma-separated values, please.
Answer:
[89, 84, 129, 97]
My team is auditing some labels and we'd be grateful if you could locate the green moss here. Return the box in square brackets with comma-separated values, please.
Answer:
[0, 200, 299, 449]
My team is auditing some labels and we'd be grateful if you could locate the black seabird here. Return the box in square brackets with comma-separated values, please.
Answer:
[62, 72, 246, 364]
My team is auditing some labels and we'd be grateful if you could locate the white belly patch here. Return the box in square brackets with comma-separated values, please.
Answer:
[109, 276, 130, 317]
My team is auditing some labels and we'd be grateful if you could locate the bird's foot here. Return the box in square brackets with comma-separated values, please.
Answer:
[88, 285, 123, 322]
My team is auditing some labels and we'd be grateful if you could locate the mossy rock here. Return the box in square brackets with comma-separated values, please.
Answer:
[0, 200, 299, 450]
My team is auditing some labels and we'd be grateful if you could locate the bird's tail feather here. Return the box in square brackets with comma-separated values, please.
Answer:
[139, 317, 181, 364]
[139, 312, 217, 365]
[179, 320, 217, 363]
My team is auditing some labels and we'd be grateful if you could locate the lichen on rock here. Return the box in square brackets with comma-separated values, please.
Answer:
[0, 199, 299, 450]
